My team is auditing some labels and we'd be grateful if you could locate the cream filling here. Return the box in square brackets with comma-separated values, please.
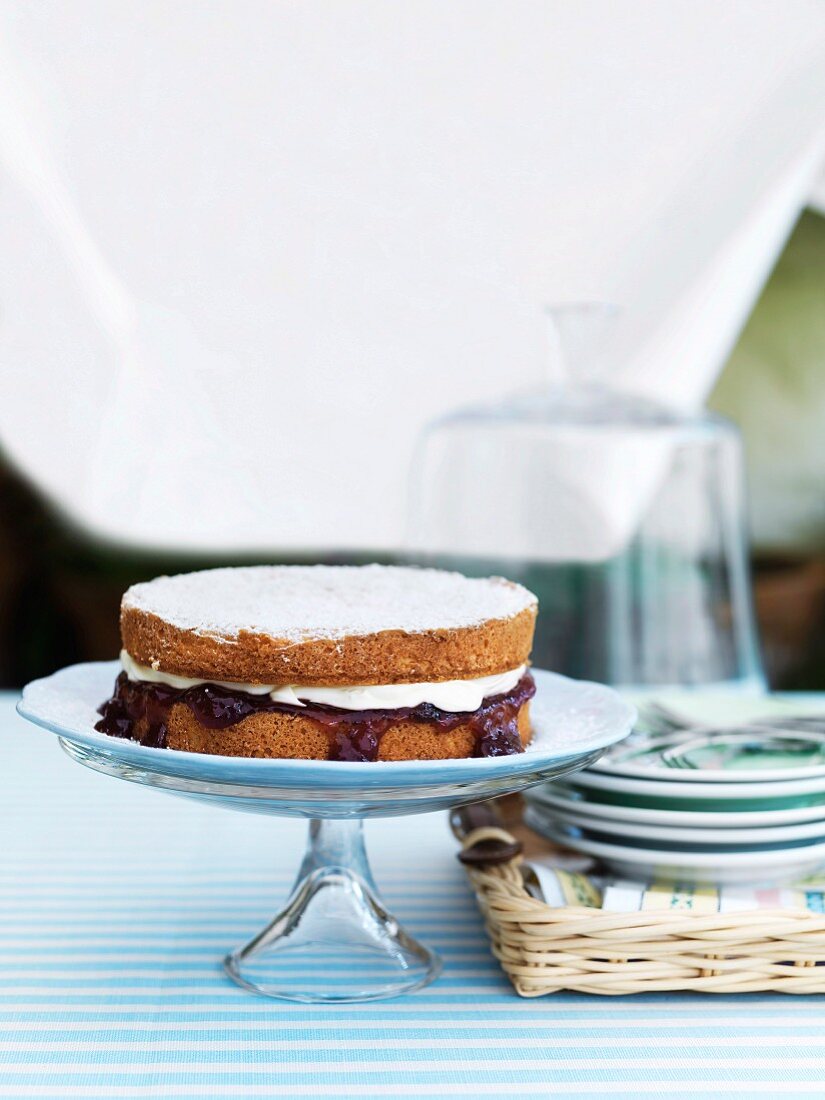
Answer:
[119, 649, 525, 713]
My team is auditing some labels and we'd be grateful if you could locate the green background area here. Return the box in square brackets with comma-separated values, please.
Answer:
[710, 209, 825, 555]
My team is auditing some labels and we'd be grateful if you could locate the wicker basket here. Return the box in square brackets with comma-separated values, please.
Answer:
[452, 802, 825, 996]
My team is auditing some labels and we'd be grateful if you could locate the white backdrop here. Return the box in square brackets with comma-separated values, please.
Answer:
[0, 1, 823, 552]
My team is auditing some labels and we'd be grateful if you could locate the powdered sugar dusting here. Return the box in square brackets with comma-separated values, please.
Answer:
[123, 564, 537, 643]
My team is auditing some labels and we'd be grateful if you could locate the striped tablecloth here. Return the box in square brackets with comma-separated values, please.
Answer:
[4, 691, 825, 1098]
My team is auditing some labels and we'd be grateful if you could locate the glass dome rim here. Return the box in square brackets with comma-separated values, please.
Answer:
[422, 392, 738, 437]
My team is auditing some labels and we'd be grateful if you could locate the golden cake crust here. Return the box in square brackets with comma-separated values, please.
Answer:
[120, 565, 537, 686]
[121, 605, 536, 686]
[149, 701, 533, 760]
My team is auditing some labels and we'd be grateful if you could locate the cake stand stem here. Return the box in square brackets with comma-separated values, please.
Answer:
[223, 818, 442, 1003]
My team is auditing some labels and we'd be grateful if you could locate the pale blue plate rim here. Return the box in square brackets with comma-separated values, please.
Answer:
[17, 661, 636, 790]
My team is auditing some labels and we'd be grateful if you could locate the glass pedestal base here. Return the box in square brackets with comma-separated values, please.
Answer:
[223, 819, 441, 1002]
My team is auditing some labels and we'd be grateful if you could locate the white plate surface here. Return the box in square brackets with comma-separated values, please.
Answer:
[592, 729, 825, 783]
[524, 808, 825, 885]
[529, 785, 825, 828]
[568, 767, 825, 801]
[525, 800, 825, 845]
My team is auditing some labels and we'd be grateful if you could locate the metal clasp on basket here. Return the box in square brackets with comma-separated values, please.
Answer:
[451, 802, 523, 867]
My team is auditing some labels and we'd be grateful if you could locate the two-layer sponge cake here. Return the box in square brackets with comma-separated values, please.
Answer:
[95, 564, 538, 761]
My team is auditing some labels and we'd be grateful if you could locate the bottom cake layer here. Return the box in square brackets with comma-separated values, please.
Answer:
[95, 671, 536, 761]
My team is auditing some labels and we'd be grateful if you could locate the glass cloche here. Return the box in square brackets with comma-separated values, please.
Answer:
[406, 305, 764, 693]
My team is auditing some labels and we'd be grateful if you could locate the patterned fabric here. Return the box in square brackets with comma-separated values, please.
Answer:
[4, 694, 825, 1097]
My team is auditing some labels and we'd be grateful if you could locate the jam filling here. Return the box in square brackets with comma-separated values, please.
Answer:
[95, 671, 536, 761]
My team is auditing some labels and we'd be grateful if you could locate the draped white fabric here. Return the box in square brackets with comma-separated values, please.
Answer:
[0, 1, 823, 551]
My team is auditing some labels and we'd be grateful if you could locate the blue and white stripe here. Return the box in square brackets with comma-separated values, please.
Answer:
[4, 694, 825, 1098]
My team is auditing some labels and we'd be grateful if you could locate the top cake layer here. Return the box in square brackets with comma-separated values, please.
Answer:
[121, 564, 537, 687]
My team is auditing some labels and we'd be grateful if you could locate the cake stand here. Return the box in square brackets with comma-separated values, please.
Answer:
[18, 662, 635, 1003]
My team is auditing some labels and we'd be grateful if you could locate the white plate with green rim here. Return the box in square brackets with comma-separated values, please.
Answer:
[524, 809, 825, 884]
[525, 800, 825, 846]
[571, 768, 825, 799]
[564, 769, 825, 812]
[661, 731, 825, 781]
[590, 729, 825, 784]
[531, 783, 825, 827]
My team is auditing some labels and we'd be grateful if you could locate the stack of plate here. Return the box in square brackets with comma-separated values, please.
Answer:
[525, 726, 825, 884]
